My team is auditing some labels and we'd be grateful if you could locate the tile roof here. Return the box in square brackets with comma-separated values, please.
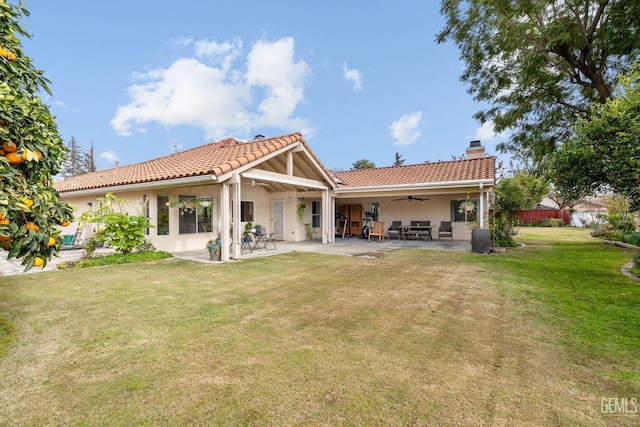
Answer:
[333, 157, 496, 188]
[54, 132, 496, 195]
[54, 133, 306, 193]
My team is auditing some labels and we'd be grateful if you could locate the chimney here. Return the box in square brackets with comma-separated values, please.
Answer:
[115, 161, 119, 168]
[466, 140, 485, 159]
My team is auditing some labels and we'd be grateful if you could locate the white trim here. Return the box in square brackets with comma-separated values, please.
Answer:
[335, 179, 494, 194]
[59, 175, 218, 197]
[242, 169, 329, 190]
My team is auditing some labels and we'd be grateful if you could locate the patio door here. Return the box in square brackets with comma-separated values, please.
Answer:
[271, 200, 285, 240]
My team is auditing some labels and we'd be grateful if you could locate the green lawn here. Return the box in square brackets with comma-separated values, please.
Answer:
[0, 228, 638, 426]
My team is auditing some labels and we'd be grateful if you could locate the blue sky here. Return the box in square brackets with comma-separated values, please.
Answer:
[19, 1, 506, 172]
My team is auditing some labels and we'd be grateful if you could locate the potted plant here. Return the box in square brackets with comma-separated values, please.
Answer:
[459, 200, 476, 213]
[243, 222, 255, 241]
[207, 235, 221, 261]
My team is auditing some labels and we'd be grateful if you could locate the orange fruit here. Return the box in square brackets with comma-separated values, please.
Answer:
[21, 198, 34, 208]
[2, 241, 9, 250]
[33, 257, 44, 267]
[34, 151, 42, 160]
[0, 218, 9, 225]
[60, 220, 71, 227]
[46, 236, 56, 247]
[25, 222, 39, 231]
[5, 152, 22, 164]
[0, 47, 16, 61]
[2, 140, 16, 153]
[0, 235, 9, 242]
[0, 149, 5, 156]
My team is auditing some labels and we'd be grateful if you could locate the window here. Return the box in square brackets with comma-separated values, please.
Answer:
[178, 195, 213, 234]
[241, 201, 254, 222]
[451, 200, 477, 222]
[312, 201, 321, 228]
[157, 194, 169, 235]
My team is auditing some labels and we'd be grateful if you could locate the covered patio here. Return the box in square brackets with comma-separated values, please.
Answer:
[172, 236, 474, 263]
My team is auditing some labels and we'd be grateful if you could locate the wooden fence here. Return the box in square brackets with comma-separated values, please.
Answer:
[512, 209, 570, 225]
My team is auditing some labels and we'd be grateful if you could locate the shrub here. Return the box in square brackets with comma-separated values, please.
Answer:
[606, 214, 636, 232]
[134, 239, 156, 253]
[622, 232, 640, 247]
[535, 218, 565, 227]
[76, 251, 173, 268]
[632, 251, 640, 267]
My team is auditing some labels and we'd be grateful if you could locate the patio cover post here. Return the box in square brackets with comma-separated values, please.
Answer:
[231, 173, 242, 260]
[322, 188, 331, 244]
[221, 182, 230, 261]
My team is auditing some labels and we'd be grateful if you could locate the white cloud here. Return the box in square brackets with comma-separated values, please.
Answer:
[194, 38, 243, 72]
[474, 120, 509, 144]
[389, 112, 423, 146]
[100, 150, 119, 165]
[111, 36, 313, 140]
[167, 36, 193, 48]
[342, 62, 362, 91]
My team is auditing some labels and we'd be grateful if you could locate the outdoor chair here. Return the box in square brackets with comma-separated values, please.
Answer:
[253, 226, 277, 251]
[387, 221, 402, 240]
[240, 234, 253, 254]
[368, 221, 386, 242]
[438, 221, 453, 240]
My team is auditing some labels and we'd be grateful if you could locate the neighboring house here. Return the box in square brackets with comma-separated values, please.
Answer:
[54, 134, 496, 260]
[540, 195, 607, 227]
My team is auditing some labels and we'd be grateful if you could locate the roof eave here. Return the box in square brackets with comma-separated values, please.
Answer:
[57, 174, 218, 197]
[334, 178, 495, 194]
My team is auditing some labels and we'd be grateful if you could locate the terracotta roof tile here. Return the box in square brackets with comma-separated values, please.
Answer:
[55, 133, 305, 193]
[333, 157, 496, 188]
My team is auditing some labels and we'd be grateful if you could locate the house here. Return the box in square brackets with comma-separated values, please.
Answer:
[54, 133, 496, 260]
[540, 195, 608, 227]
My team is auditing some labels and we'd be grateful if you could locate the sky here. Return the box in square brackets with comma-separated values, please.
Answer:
[18, 0, 508, 172]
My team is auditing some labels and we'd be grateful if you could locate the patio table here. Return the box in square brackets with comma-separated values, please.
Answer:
[403, 225, 433, 241]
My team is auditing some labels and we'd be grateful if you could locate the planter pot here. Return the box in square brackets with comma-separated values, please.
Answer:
[207, 243, 222, 261]
[471, 228, 491, 254]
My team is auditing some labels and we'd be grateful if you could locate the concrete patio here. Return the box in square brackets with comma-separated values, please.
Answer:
[1, 237, 474, 275]
[172, 236, 473, 263]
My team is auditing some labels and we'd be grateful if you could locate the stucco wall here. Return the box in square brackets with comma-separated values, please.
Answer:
[58, 184, 308, 252]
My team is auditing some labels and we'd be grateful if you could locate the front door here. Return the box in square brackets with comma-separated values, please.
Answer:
[271, 200, 285, 240]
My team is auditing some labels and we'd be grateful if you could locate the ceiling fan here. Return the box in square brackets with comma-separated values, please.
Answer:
[249, 179, 269, 187]
[391, 195, 429, 202]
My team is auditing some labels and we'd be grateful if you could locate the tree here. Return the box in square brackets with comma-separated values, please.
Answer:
[61, 137, 96, 177]
[550, 60, 640, 211]
[83, 141, 96, 173]
[494, 173, 550, 237]
[437, 0, 640, 163]
[393, 152, 405, 166]
[352, 159, 376, 169]
[0, 1, 74, 271]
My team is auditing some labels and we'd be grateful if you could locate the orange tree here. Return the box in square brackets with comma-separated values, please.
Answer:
[0, 1, 74, 271]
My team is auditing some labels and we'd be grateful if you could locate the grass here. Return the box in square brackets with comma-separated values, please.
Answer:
[475, 228, 640, 390]
[0, 228, 638, 425]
